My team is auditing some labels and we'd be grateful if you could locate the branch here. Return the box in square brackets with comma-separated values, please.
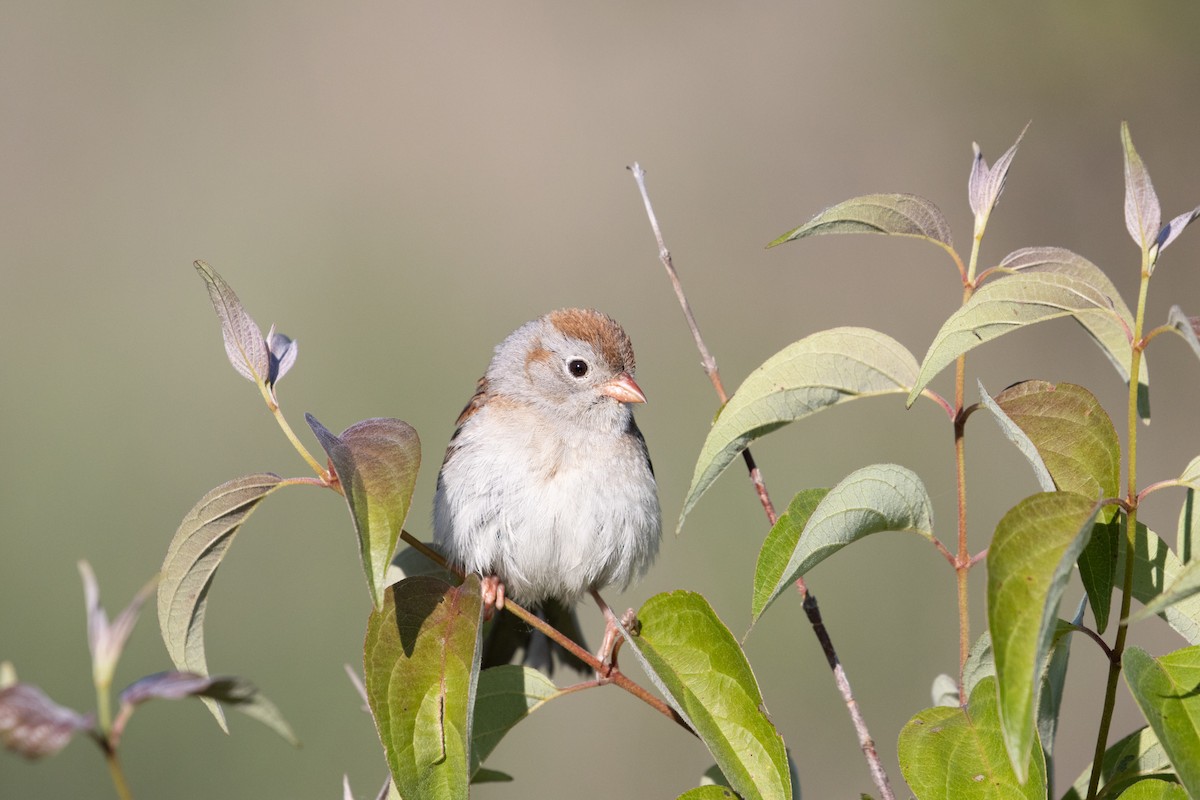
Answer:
[397, 531, 691, 733]
[629, 162, 895, 800]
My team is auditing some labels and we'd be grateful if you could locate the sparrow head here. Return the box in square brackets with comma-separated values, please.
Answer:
[487, 308, 645, 430]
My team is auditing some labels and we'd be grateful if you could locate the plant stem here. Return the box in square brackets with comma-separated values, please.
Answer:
[953, 232, 981, 694]
[629, 162, 894, 800]
[95, 681, 113, 741]
[1085, 258, 1151, 800]
[104, 747, 134, 800]
[627, 163, 776, 521]
[257, 382, 328, 478]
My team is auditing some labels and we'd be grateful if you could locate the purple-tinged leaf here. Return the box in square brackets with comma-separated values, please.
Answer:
[307, 415, 421, 609]
[265, 323, 298, 392]
[768, 193, 956, 255]
[116, 671, 297, 744]
[0, 684, 93, 759]
[968, 123, 1029, 232]
[157, 473, 284, 732]
[1167, 306, 1200, 363]
[119, 671, 215, 705]
[1122, 122, 1162, 255]
[1156, 205, 1200, 256]
[194, 260, 271, 385]
[78, 561, 158, 690]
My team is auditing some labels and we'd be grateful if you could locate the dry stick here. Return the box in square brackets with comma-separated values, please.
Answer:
[629, 162, 896, 800]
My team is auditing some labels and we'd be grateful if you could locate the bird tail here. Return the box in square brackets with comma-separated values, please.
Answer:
[481, 598, 590, 676]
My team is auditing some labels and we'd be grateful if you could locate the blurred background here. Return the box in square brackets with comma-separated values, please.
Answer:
[3, 2, 1200, 798]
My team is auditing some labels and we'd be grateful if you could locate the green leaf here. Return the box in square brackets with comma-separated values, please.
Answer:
[988, 381, 1120, 503]
[768, 193, 955, 255]
[1130, 556, 1200, 626]
[1167, 305, 1200, 365]
[978, 381, 1055, 492]
[157, 473, 284, 732]
[962, 633, 995, 700]
[1062, 727, 1175, 800]
[1122, 122, 1162, 258]
[193, 260, 271, 385]
[898, 676, 1046, 800]
[987, 491, 1099, 781]
[1118, 523, 1200, 644]
[1115, 780, 1190, 799]
[1177, 457, 1200, 492]
[909, 248, 1148, 421]
[957, 619, 1076, 777]
[751, 488, 828, 622]
[471, 666, 563, 778]
[680, 327, 918, 529]
[308, 415, 421, 609]
[1124, 645, 1200, 797]
[1079, 519, 1121, 634]
[1038, 619, 1073, 787]
[621, 591, 790, 800]
[751, 465, 933, 621]
[677, 788, 739, 800]
[470, 768, 513, 784]
[1179, 489, 1196, 563]
[984, 379, 1123, 632]
[365, 576, 483, 800]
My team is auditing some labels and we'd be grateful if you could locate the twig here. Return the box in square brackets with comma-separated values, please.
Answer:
[628, 163, 777, 523]
[397, 531, 692, 733]
[629, 162, 895, 800]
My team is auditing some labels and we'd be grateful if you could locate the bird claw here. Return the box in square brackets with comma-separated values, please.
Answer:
[591, 589, 639, 683]
[480, 575, 506, 621]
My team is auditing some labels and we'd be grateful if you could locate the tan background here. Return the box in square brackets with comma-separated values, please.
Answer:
[3, 2, 1200, 798]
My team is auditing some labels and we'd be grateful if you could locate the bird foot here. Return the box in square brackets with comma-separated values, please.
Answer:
[480, 575, 506, 621]
[591, 590, 639, 683]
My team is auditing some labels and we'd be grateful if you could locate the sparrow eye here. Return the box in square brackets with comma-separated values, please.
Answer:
[567, 359, 589, 378]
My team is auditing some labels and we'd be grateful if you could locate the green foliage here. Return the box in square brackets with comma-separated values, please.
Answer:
[156, 473, 290, 732]
[364, 576, 483, 800]
[751, 464, 933, 621]
[623, 591, 791, 800]
[1061, 727, 1175, 800]
[987, 492, 1099, 780]
[680, 327, 919, 529]
[16, 125, 1200, 800]
[308, 414, 421, 609]
[1123, 646, 1200, 797]
[898, 676, 1046, 800]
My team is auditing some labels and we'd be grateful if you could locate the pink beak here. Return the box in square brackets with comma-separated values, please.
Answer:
[599, 372, 647, 404]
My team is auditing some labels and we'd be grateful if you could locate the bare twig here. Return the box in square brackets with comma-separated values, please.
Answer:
[628, 163, 777, 523]
[629, 162, 895, 800]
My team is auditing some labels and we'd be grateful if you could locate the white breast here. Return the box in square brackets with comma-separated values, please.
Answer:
[432, 403, 660, 604]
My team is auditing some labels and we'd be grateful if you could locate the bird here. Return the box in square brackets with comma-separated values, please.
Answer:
[433, 308, 661, 675]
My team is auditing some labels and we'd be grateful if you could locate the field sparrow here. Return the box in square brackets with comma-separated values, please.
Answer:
[433, 308, 661, 674]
